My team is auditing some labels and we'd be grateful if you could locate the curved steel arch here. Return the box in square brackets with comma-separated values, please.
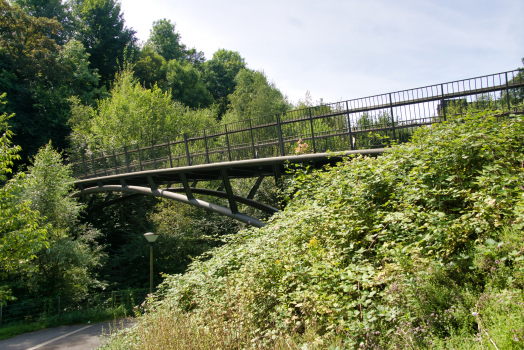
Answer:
[73, 185, 266, 227]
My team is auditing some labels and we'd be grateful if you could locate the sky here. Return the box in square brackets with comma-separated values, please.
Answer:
[119, 0, 524, 106]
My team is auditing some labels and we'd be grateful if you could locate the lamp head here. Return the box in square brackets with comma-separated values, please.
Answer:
[143, 232, 159, 243]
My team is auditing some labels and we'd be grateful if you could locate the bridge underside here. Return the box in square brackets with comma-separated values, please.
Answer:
[73, 149, 383, 227]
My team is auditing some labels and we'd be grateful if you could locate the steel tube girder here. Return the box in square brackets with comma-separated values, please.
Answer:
[83, 187, 279, 216]
[73, 185, 265, 228]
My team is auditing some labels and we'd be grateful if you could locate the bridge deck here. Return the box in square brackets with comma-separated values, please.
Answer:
[74, 149, 384, 190]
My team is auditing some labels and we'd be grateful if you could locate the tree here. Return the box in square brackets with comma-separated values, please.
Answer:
[147, 19, 184, 62]
[21, 143, 82, 233]
[165, 59, 213, 109]
[56, 39, 101, 104]
[5, 143, 106, 298]
[13, 0, 75, 44]
[146, 19, 205, 67]
[0, 94, 48, 276]
[0, 0, 71, 163]
[0, 0, 62, 85]
[18, 224, 106, 298]
[202, 49, 246, 118]
[223, 69, 290, 123]
[507, 57, 524, 106]
[68, 67, 217, 154]
[184, 47, 206, 67]
[73, 0, 137, 87]
[133, 44, 167, 89]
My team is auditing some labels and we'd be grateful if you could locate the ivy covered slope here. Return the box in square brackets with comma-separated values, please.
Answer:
[107, 108, 524, 349]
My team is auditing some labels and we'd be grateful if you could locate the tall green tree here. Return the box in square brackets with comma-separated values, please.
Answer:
[147, 19, 184, 62]
[165, 59, 213, 109]
[73, 0, 137, 87]
[202, 49, 246, 119]
[13, 0, 75, 44]
[146, 19, 205, 66]
[56, 39, 101, 104]
[0, 0, 62, 85]
[223, 69, 290, 123]
[0, 0, 75, 161]
[5, 143, 107, 298]
[0, 94, 48, 277]
[68, 67, 217, 154]
[133, 44, 167, 89]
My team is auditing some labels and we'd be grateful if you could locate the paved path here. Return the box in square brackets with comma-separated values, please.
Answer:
[0, 318, 135, 350]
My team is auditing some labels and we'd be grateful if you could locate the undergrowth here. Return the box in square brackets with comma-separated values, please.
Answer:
[102, 107, 524, 349]
[0, 306, 127, 340]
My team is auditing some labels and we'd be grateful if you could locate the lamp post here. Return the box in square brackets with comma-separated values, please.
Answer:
[143, 232, 159, 294]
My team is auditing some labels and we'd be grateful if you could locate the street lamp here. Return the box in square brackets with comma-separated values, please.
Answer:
[143, 232, 159, 295]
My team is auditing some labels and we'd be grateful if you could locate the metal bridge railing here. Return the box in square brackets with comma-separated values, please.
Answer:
[72, 69, 524, 180]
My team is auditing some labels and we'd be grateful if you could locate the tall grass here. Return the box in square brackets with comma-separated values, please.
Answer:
[0, 306, 128, 341]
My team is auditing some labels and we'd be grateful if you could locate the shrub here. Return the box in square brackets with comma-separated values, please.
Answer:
[103, 108, 524, 349]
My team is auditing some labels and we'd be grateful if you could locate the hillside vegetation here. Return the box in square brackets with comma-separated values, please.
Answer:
[101, 107, 524, 349]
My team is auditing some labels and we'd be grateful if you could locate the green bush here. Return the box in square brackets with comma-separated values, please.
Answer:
[103, 107, 524, 349]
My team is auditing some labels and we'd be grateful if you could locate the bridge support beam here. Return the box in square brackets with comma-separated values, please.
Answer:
[219, 168, 239, 214]
[73, 185, 266, 228]
[83, 187, 279, 216]
[247, 176, 265, 200]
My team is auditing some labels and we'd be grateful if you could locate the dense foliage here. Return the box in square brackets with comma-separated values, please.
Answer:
[2, 1, 523, 345]
[68, 67, 217, 154]
[103, 107, 524, 349]
[0, 0, 294, 311]
[0, 96, 47, 303]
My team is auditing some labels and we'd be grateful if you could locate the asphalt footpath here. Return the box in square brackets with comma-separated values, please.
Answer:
[0, 318, 136, 350]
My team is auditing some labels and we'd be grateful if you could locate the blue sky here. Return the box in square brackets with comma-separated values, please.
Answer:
[119, 0, 524, 105]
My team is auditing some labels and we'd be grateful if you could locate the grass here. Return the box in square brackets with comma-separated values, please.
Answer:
[0, 306, 129, 341]
[100, 303, 353, 350]
[0, 323, 47, 341]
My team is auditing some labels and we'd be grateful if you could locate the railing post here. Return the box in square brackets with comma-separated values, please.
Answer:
[224, 125, 232, 161]
[308, 108, 317, 153]
[506, 72, 511, 110]
[82, 156, 88, 178]
[388, 93, 397, 142]
[167, 138, 173, 168]
[249, 120, 256, 159]
[112, 150, 118, 174]
[276, 115, 285, 156]
[345, 101, 354, 150]
[0, 302, 3, 326]
[203, 130, 210, 164]
[184, 134, 191, 166]
[124, 146, 130, 173]
[137, 145, 143, 171]
[58, 296, 60, 317]
[152, 140, 157, 170]
[441, 84, 446, 121]
[91, 155, 97, 177]
[102, 154, 108, 176]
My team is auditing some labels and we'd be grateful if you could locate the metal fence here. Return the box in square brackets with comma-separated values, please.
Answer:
[72, 69, 524, 180]
[0, 289, 148, 327]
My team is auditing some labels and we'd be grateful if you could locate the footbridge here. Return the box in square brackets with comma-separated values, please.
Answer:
[72, 69, 524, 227]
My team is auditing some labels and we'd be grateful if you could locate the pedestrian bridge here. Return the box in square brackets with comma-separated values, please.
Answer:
[72, 69, 524, 227]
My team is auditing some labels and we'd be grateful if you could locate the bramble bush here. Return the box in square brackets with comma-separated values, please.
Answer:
[102, 107, 524, 349]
